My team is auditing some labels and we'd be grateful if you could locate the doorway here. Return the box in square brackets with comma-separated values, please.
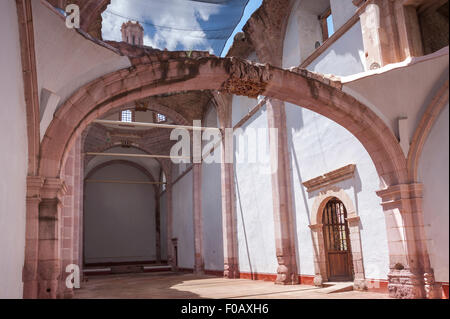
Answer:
[322, 198, 354, 281]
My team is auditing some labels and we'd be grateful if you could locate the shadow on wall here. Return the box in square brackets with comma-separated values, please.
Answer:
[308, 23, 365, 77]
[234, 170, 254, 279]
[287, 105, 364, 274]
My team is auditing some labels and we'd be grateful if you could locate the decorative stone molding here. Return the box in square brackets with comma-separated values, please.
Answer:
[27, 176, 45, 198]
[40, 178, 67, 201]
[221, 59, 272, 98]
[302, 164, 356, 192]
[309, 187, 366, 290]
[376, 183, 440, 298]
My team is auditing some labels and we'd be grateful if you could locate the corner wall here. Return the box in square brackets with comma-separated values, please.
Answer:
[83, 163, 157, 263]
[419, 104, 449, 284]
[0, 0, 28, 299]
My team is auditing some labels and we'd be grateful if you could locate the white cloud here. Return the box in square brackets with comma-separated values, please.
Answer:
[102, 0, 221, 53]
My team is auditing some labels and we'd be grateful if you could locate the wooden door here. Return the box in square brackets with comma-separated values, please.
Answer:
[322, 198, 353, 281]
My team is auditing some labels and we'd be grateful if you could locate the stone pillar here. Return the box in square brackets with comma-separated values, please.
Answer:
[377, 183, 440, 299]
[59, 147, 75, 299]
[266, 99, 298, 285]
[73, 136, 84, 282]
[155, 193, 162, 263]
[346, 216, 366, 291]
[359, 0, 423, 69]
[166, 174, 175, 270]
[193, 163, 204, 274]
[215, 91, 239, 279]
[38, 178, 67, 299]
[308, 223, 327, 286]
[23, 176, 45, 299]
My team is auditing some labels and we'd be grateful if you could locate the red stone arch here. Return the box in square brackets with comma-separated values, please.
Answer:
[84, 143, 170, 179]
[40, 56, 407, 187]
[84, 159, 157, 186]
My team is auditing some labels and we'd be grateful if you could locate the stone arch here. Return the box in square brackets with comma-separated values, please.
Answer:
[309, 186, 366, 289]
[82, 158, 164, 265]
[100, 100, 191, 126]
[84, 141, 169, 177]
[407, 80, 449, 182]
[39, 56, 407, 189]
[84, 159, 157, 185]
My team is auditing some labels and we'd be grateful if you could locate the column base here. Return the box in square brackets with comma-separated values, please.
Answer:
[23, 280, 38, 299]
[353, 278, 368, 291]
[38, 279, 59, 299]
[424, 272, 442, 299]
[224, 263, 239, 279]
[313, 275, 324, 287]
[275, 265, 299, 285]
[388, 270, 425, 299]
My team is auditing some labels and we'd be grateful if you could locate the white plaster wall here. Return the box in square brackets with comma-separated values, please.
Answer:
[283, 0, 329, 66]
[84, 163, 157, 263]
[306, 22, 366, 76]
[0, 0, 28, 299]
[233, 95, 278, 274]
[342, 55, 449, 154]
[330, 0, 357, 30]
[201, 106, 224, 271]
[32, 0, 130, 138]
[285, 104, 390, 280]
[418, 104, 449, 283]
[282, 0, 388, 280]
[171, 170, 195, 269]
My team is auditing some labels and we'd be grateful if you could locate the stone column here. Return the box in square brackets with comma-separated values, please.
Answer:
[346, 216, 366, 290]
[358, 0, 423, 69]
[59, 147, 75, 299]
[23, 176, 45, 299]
[155, 193, 162, 263]
[308, 223, 327, 286]
[38, 178, 67, 299]
[214, 91, 239, 279]
[377, 183, 440, 299]
[73, 136, 84, 281]
[266, 99, 299, 285]
[193, 163, 204, 274]
[166, 173, 175, 270]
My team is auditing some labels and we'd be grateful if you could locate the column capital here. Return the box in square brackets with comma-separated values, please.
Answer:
[41, 178, 67, 201]
[376, 183, 423, 211]
[27, 176, 45, 199]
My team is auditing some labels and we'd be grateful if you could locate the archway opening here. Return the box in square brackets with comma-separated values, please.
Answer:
[322, 198, 354, 282]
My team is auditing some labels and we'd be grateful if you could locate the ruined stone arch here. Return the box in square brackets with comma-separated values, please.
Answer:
[39, 56, 408, 190]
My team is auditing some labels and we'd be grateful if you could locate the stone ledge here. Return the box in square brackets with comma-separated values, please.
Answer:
[302, 164, 356, 192]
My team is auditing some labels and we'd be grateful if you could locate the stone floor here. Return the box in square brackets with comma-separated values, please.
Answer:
[74, 272, 391, 299]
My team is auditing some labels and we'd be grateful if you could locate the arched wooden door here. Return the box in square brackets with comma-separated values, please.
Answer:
[322, 198, 354, 281]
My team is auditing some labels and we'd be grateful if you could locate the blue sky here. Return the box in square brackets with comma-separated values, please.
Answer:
[102, 0, 262, 56]
[220, 0, 262, 56]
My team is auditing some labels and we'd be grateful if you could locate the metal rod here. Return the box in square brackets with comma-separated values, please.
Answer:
[84, 152, 190, 160]
[86, 179, 166, 185]
[93, 119, 219, 131]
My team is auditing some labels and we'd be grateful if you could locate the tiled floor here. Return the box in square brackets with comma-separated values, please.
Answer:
[74, 272, 391, 299]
